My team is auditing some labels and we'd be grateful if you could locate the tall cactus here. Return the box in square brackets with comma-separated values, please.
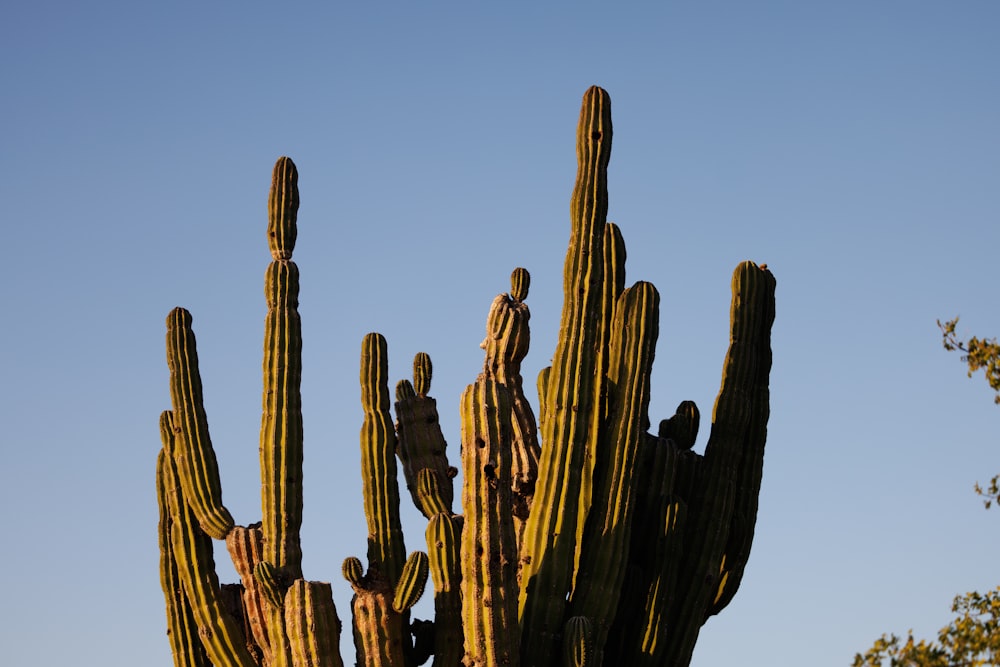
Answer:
[157, 87, 776, 667]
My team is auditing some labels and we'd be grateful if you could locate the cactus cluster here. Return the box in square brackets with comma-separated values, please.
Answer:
[157, 86, 776, 667]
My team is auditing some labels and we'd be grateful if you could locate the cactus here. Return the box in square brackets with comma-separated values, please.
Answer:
[157, 87, 776, 667]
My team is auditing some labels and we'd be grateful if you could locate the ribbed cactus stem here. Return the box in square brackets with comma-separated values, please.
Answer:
[480, 270, 539, 552]
[392, 551, 430, 612]
[426, 512, 464, 667]
[662, 260, 776, 667]
[260, 257, 304, 578]
[157, 436, 213, 667]
[285, 580, 344, 667]
[708, 261, 776, 617]
[346, 569, 406, 667]
[460, 377, 520, 667]
[519, 85, 612, 666]
[563, 616, 594, 667]
[413, 352, 432, 397]
[569, 281, 659, 661]
[165, 308, 235, 540]
[267, 156, 298, 260]
[395, 352, 454, 518]
[159, 421, 256, 667]
[634, 497, 687, 665]
[359, 333, 406, 583]
[415, 469, 450, 517]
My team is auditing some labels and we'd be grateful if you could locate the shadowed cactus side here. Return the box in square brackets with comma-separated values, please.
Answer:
[157, 87, 776, 667]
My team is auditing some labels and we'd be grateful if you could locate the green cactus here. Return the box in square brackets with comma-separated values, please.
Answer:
[157, 87, 776, 667]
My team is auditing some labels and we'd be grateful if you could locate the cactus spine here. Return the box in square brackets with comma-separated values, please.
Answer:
[158, 88, 776, 667]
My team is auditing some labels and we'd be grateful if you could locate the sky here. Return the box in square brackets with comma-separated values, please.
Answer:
[2, 2, 998, 665]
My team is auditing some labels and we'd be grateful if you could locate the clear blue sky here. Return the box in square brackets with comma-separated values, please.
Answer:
[2, 3, 997, 665]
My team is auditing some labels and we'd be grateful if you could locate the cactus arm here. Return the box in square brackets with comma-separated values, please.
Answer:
[460, 377, 521, 667]
[157, 431, 213, 667]
[568, 281, 659, 661]
[259, 157, 304, 581]
[707, 263, 775, 616]
[562, 616, 593, 667]
[360, 333, 407, 583]
[392, 551, 429, 613]
[285, 580, 345, 667]
[662, 260, 776, 666]
[159, 412, 257, 667]
[519, 85, 612, 666]
[395, 354, 454, 518]
[267, 155, 298, 259]
[165, 308, 235, 540]
[414, 468, 450, 517]
[479, 269, 539, 552]
[425, 513, 464, 667]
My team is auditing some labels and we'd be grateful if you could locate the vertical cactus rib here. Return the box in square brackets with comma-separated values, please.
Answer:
[285, 580, 345, 667]
[461, 377, 520, 667]
[568, 281, 659, 662]
[519, 85, 612, 667]
[165, 308, 235, 540]
[360, 333, 407, 584]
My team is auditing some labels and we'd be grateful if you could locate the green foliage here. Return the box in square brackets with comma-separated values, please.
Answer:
[851, 321, 1000, 667]
[852, 588, 1000, 667]
[939, 318, 1000, 403]
[938, 317, 1000, 509]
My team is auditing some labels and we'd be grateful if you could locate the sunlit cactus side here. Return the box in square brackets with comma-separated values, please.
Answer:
[425, 512, 464, 667]
[158, 87, 777, 667]
[459, 376, 521, 667]
[568, 281, 660, 663]
[479, 268, 539, 552]
[517, 85, 614, 667]
[359, 332, 408, 584]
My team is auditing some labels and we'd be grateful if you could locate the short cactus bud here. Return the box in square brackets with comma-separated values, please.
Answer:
[413, 352, 432, 396]
[395, 379, 416, 402]
[510, 267, 530, 302]
[254, 561, 284, 609]
[564, 616, 593, 667]
[659, 400, 700, 450]
[415, 469, 449, 517]
[267, 156, 299, 260]
[342, 557, 365, 587]
[392, 551, 429, 612]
